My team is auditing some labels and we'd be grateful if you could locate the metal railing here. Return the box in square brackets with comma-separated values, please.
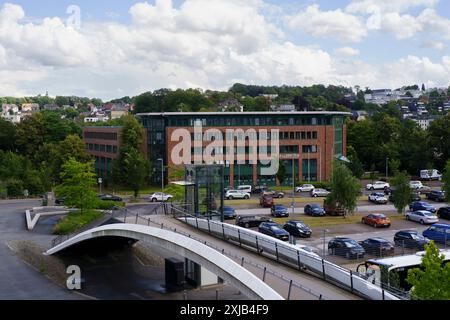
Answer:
[122, 208, 329, 300]
[168, 205, 403, 300]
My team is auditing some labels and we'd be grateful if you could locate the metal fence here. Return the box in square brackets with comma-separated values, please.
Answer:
[122, 208, 330, 300]
[168, 205, 402, 300]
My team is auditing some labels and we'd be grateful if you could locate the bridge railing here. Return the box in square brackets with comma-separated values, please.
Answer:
[166, 205, 403, 301]
[123, 209, 329, 300]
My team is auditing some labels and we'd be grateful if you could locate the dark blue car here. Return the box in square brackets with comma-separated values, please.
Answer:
[258, 222, 290, 241]
[271, 205, 289, 217]
[409, 201, 436, 213]
[423, 224, 450, 245]
[304, 204, 326, 217]
[222, 206, 236, 220]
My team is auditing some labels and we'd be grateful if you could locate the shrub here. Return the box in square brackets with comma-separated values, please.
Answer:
[53, 210, 102, 235]
[6, 179, 24, 198]
[94, 200, 125, 210]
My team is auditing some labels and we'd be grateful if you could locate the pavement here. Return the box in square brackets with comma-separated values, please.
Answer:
[0, 200, 84, 300]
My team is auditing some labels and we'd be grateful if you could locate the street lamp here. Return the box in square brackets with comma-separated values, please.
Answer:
[157, 158, 164, 198]
[322, 229, 330, 256]
[386, 157, 389, 180]
[292, 157, 295, 216]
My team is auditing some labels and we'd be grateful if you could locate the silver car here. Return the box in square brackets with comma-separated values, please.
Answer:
[406, 210, 439, 225]
[311, 188, 330, 198]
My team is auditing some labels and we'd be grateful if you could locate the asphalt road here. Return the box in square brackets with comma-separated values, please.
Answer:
[235, 202, 449, 216]
[0, 200, 84, 300]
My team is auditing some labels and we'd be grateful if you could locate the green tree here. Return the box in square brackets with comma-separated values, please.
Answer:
[442, 160, 450, 203]
[326, 161, 361, 215]
[276, 161, 287, 188]
[346, 146, 364, 179]
[122, 148, 148, 198]
[0, 118, 16, 151]
[428, 115, 450, 170]
[407, 241, 450, 300]
[390, 171, 412, 214]
[55, 158, 98, 213]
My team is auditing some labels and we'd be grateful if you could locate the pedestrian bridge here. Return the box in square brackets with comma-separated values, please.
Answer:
[45, 223, 284, 300]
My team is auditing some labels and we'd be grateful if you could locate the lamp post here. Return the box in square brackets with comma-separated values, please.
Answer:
[292, 156, 295, 216]
[322, 229, 330, 256]
[386, 157, 389, 180]
[157, 158, 164, 199]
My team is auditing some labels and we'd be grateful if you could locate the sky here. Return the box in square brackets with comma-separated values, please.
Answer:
[1, 0, 450, 100]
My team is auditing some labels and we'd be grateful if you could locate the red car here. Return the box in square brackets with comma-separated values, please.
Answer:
[362, 214, 391, 228]
[260, 194, 274, 208]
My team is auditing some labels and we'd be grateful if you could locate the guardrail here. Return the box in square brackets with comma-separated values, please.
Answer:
[169, 205, 401, 301]
[123, 210, 330, 300]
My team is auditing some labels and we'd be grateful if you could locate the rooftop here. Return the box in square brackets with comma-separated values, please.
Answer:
[137, 111, 352, 117]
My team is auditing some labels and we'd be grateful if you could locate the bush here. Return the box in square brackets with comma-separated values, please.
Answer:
[94, 200, 125, 210]
[53, 210, 102, 235]
[6, 179, 24, 198]
[297, 181, 331, 190]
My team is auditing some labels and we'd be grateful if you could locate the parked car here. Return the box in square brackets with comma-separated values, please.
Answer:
[328, 237, 365, 259]
[304, 204, 326, 217]
[422, 224, 450, 245]
[409, 201, 436, 213]
[358, 238, 395, 257]
[221, 206, 237, 220]
[394, 230, 430, 249]
[323, 201, 346, 216]
[295, 184, 315, 193]
[271, 204, 289, 217]
[252, 186, 268, 194]
[264, 190, 285, 199]
[420, 169, 442, 181]
[260, 194, 274, 208]
[388, 189, 421, 202]
[409, 181, 424, 190]
[237, 185, 252, 194]
[368, 193, 388, 204]
[149, 192, 173, 202]
[283, 220, 312, 238]
[294, 244, 320, 257]
[202, 196, 218, 210]
[366, 181, 390, 191]
[311, 188, 330, 198]
[236, 216, 272, 228]
[361, 214, 391, 228]
[426, 190, 446, 202]
[225, 190, 250, 200]
[417, 185, 432, 195]
[55, 197, 66, 205]
[99, 193, 123, 202]
[258, 222, 290, 241]
[437, 207, 450, 220]
[406, 210, 439, 225]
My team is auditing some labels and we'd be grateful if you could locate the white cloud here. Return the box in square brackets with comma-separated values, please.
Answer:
[0, 1, 450, 99]
[334, 47, 360, 57]
[421, 41, 447, 51]
[346, 0, 438, 14]
[285, 4, 367, 43]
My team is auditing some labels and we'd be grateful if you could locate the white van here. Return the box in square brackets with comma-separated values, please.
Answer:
[420, 169, 442, 181]
[237, 185, 252, 193]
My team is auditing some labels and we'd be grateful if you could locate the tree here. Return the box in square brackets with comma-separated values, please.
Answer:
[0, 118, 16, 151]
[390, 171, 412, 214]
[276, 161, 287, 187]
[326, 161, 361, 215]
[428, 115, 450, 170]
[122, 148, 148, 198]
[407, 241, 450, 300]
[442, 160, 450, 203]
[346, 146, 364, 179]
[55, 158, 98, 213]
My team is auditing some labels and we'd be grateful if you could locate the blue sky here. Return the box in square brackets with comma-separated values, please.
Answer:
[1, 0, 450, 99]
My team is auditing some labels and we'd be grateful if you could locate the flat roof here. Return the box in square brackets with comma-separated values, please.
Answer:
[136, 111, 352, 116]
[368, 250, 450, 269]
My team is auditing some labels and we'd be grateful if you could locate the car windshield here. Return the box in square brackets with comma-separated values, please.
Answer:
[423, 212, 435, 216]
[296, 223, 306, 228]
[344, 240, 359, 248]
[411, 234, 426, 241]
[374, 214, 386, 219]
[270, 226, 282, 231]
[311, 204, 321, 209]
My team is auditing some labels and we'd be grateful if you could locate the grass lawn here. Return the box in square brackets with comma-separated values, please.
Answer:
[271, 213, 406, 228]
[53, 210, 103, 235]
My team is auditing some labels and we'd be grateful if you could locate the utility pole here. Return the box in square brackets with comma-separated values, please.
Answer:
[158, 158, 164, 199]
[292, 157, 295, 216]
[386, 157, 389, 180]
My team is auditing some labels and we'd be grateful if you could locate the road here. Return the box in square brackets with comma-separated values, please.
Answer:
[235, 202, 449, 216]
[0, 200, 84, 300]
[124, 207, 361, 300]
